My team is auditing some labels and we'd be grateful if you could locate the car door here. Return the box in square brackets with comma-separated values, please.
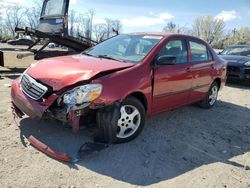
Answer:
[188, 40, 214, 102]
[152, 38, 193, 114]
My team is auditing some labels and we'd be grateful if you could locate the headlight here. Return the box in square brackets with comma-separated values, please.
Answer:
[63, 84, 103, 105]
[244, 61, 250, 66]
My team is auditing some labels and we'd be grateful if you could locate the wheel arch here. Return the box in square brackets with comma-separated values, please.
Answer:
[214, 78, 221, 89]
[127, 92, 148, 112]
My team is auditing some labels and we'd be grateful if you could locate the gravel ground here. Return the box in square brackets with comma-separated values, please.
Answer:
[0, 75, 250, 188]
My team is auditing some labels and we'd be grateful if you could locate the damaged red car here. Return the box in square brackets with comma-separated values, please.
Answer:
[11, 33, 227, 143]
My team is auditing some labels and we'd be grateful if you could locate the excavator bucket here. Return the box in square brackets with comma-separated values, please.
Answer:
[38, 0, 69, 36]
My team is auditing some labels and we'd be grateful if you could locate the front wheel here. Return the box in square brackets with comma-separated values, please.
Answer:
[199, 82, 219, 109]
[116, 97, 145, 143]
[96, 97, 145, 143]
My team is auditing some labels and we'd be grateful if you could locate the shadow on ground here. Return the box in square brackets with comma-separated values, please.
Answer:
[226, 80, 250, 88]
[19, 99, 250, 186]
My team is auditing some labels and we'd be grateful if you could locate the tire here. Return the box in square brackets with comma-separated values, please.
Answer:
[95, 97, 145, 143]
[199, 82, 219, 109]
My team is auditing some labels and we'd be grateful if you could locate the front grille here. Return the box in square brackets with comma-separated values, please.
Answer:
[245, 69, 250, 75]
[227, 65, 241, 78]
[20, 74, 48, 100]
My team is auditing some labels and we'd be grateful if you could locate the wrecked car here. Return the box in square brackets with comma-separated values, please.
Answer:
[11, 33, 227, 144]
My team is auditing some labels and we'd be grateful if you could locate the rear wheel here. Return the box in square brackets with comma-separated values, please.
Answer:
[199, 82, 219, 109]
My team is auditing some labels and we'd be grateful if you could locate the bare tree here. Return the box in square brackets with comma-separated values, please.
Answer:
[75, 13, 87, 38]
[85, 9, 95, 40]
[5, 5, 25, 37]
[112, 19, 122, 35]
[92, 18, 122, 41]
[163, 21, 192, 35]
[24, 7, 41, 29]
[163, 22, 178, 33]
[104, 18, 113, 39]
[92, 24, 107, 42]
[192, 16, 225, 45]
[223, 27, 250, 47]
[0, 9, 3, 38]
[28, 0, 42, 29]
[69, 9, 76, 36]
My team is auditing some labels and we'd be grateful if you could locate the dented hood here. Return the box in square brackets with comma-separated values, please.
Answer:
[27, 55, 134, 90]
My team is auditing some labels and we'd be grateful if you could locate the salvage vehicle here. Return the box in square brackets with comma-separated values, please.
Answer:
[11, 33, 227, 144]
[219, 45, 250, 82]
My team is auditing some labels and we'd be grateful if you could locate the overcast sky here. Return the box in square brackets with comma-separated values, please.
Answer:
[1, 0, 250, 32]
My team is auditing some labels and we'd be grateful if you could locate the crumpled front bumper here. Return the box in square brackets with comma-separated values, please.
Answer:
[11, 104, 72, 162]
[11, 79, 72, 162]
[11, 78, 58, 119]
[11, 78, 113, 162]
[12, 105, 109, 163]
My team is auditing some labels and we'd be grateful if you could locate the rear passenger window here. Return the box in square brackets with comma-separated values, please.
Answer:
[189, 41, 212, 62]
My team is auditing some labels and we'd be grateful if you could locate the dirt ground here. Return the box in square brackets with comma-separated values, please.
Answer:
[0, 44, 250, 188]
[0, 73, 249, 188]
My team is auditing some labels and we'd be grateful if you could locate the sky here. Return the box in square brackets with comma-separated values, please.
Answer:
[0, 0, 250, 32]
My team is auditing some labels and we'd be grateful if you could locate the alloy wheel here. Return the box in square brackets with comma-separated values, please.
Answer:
[117, 105, 141, 139]
[209, 85, 218, 106]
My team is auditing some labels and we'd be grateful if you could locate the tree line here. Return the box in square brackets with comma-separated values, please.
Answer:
[163, 16, 250, 49]
[0, 3, 122, 42]
[0, 2, 249, 48]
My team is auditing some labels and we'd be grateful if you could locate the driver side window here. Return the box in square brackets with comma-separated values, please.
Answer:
[158, 40, 188, 64]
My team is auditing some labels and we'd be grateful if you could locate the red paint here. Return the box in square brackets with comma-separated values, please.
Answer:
[11, 79, 58, 118]
[27, 55, 134, 91]
[11, 33, 226, 124]
[69, 111, 80, 132]
[11, 108, 71, 162]
[27, 136, 71, 162]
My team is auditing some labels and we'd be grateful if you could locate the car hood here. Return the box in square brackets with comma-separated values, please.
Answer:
[27, 55, 134, 91]
[219, 55, 250, 65]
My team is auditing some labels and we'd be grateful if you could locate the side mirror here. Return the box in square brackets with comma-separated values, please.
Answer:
[156, 55, 177, 65]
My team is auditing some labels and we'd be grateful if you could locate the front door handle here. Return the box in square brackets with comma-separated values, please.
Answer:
[186, 67, 191, 72]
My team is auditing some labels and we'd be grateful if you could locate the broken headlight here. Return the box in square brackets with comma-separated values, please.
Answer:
[63, 84, 103, 106]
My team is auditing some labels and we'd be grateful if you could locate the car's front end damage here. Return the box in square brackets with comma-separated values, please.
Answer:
[11, 54, 136, 161]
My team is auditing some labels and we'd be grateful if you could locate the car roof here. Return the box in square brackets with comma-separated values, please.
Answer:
[128, 32, 203, 40]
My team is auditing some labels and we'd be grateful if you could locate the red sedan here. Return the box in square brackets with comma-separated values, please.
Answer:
[11, 33, 227, 144]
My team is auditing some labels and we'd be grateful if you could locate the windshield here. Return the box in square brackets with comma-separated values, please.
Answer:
[221, 46, 250, 56]
[83, 34, 163, 63]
